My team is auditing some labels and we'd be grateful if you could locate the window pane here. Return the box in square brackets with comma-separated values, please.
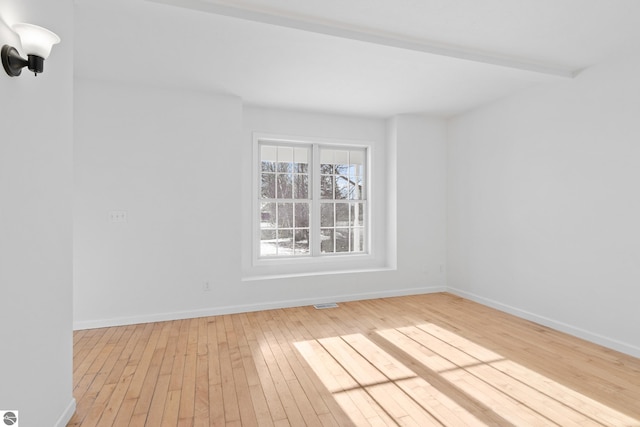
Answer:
[321, 229, 334, 253]
[277, 162, 292, 173]
[334, 150, 349, 165]
[320, 164, 334, 174]
[320, 148, 334, 165]
[261, 161, 275, 173]
[296, 163, 308, 174]
[294, 147, 309, 173]
[277, 230, 293, 255]
[349, 181, 360, 200]
[351, 228, 364, 252]
[350, 203, 364, 226]
[320, 203, 334, 227]
[295, 203, 309, 228]
[320, 175, 333, 199]
[277, 146, 293, 173]
[277, 174, 292, 199]
[294, 174, 308, 199]
[261, 173, 275, 199]
[335, 228, 349, 252]
[294, 229, 309, 255]
[354, 177, 364, 199]
[350, 149, 364, 166]
[350, 150, 365, 178]
[260, 230, 277, 256]
[335, 175, 349, 199]
[261, 229, 276, 240]
[336, 203, 349, 226]
[335, 163, 349, 175]
[260, 203, 276, 229]
[261, 145, 277, 172]
[277, 203, 293, 228]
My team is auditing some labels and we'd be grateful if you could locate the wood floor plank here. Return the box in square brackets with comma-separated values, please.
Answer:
[70, 326, 140, 426]
[129, 331, 170, 421]
[160, 390, 181, 427]
[223, 314, 260, 426]
[177, 318, 199, 424]
[193, 353, 210, 427]
[218, 316, 241, 424]
[235, 315, 273, 423]
[67, 325, 141, 426]
[75, 382, 118, 427]
[144, 373, 171, 427]
[255, 310, 309, 426]
[73, 328, 109, 375]
[169, 320, 190, 392]
[264, 311, 332, 420]
[206, 319, 225, 426]
[74, 327, 117, 379]
[244, 313, 288, 423]
[69, 293, 640, 427]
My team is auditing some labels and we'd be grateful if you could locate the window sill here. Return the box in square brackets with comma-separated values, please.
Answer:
[241, 265, 395, 282]
[242, 251, 393, 281]
[254, 251, 372, 265]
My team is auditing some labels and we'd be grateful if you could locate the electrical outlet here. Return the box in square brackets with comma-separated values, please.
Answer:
[203, 282, 211, 292]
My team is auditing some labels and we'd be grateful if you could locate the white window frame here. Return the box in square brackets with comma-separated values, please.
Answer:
[252, 133, 371, 266]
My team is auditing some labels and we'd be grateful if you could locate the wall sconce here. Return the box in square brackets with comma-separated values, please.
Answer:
[2, 23, 60, 77]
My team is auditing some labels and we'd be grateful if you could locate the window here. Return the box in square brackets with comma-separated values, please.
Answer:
[258, 139, 367, 258]
[259, 144, 311, 256]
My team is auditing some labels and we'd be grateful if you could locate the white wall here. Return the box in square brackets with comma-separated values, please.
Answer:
[393, 115, 447, 282]
[74, 80, 447, 328]
[448, 53, 640, 357]
[0, 0, 75, 426]
[74, 79, 243, 327]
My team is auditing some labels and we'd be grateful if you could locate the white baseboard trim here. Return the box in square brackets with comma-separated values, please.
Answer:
[55, 398, 76, 427]
[447, 287, 640, 359]
[74, 286, 445, 330]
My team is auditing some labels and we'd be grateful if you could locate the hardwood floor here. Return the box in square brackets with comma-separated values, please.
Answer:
[68, 293, 640, 426]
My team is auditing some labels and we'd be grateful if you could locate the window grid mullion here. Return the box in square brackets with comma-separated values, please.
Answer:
[311, 144, 321, 256]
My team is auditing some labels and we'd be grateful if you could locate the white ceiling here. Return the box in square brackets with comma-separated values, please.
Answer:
[74, 0, 640, 118]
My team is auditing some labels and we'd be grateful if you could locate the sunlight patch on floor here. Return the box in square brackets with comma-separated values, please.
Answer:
[295, 334, 486, 426]
[378, 323, 639, 427]
[295, 324, 640, 426]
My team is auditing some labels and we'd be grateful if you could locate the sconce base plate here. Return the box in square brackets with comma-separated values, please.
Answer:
[2, 45, 28, 77]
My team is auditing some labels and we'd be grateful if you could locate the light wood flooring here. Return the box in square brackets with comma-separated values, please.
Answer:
[68, 293, 640, 426]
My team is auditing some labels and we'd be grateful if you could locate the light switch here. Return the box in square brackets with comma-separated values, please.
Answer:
[109, 211, 127, 223]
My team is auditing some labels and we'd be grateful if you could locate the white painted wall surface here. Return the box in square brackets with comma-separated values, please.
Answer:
[448, 53, 640, 357]
[74, 81, 447, 328]
[74, 80, 243, 327]
[0, 0, 75, 425]
[393, 115, 447, 283]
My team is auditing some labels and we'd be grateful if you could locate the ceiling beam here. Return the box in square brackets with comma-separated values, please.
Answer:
[147, 0, 576, 79]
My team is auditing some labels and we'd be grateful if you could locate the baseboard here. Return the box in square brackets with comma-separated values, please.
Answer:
[74, 286, 445, 330]
[447, 287, 640, 359]
[55, 398, 76, 427]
